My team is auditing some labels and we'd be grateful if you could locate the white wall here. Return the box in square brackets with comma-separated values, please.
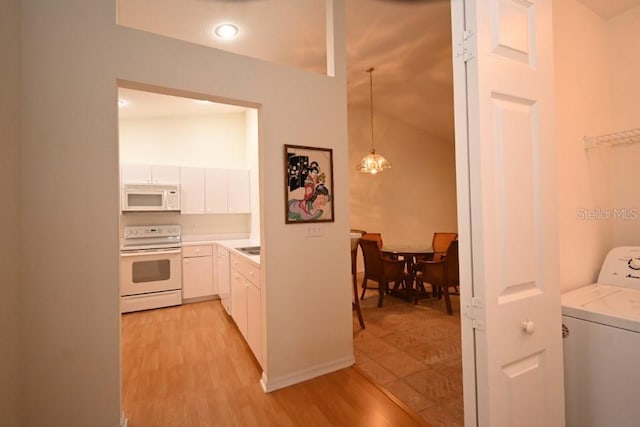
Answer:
[607, 6, 640, 132]
[119, 113, 248, 168]
[348, 105, 458, 248]
[1, 0, 21, 425]
[246, 109, 261, 242]
[20, 1, 350, 426]
[607, 6, 640, 246]
[554, 0, 614, 291]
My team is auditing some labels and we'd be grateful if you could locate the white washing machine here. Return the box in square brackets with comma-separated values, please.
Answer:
[562, 246, 640, 427]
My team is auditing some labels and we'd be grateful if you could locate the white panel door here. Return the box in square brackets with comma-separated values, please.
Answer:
[452, 0, 564, 425]
[180, 167, 205, 214]
[227, 169, 250, 213]
[205, 168, 227, 214]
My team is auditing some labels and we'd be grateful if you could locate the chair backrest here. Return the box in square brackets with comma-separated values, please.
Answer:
[350, 229, 366, 252]
[446, 240, 459, 282]
[359, 238, 383, 278]
[350, 230, 366, 274]
[361, 232, 383, 250]
[432, 232, 458, 261]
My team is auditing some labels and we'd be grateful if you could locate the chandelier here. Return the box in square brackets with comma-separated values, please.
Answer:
[356, 67, 391, 175]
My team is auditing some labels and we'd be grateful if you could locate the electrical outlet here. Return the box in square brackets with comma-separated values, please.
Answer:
[305, 224, 323, 237]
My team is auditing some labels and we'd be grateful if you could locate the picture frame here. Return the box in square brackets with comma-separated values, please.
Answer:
[284, 144, 335, 224]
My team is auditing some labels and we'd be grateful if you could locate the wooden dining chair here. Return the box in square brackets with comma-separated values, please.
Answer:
[360, 232, 383, 249]
[360, 232, 398, 260]
[431, 232, 458, 261]
[414, 240, 459, 314]
[359, 238, 406, 307]
[350, 230, 366, 329]
[359, 232, 392, 301]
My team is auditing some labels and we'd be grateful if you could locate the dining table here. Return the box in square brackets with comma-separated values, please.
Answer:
[381, 244, 434, 303]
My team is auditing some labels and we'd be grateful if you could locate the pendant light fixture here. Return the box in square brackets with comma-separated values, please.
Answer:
[356, 67, 391, 175]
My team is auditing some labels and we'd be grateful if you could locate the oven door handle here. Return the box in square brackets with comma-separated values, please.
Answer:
[120, 249, 182, 257]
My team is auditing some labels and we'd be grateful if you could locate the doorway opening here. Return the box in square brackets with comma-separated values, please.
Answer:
[116, 83, 261, 421]
[346, 1, 464, 425]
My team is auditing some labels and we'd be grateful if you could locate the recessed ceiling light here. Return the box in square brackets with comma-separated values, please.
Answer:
[214, 23, 239, 40]
[195, 99, 213, 104]
[118, 98, 129, 107]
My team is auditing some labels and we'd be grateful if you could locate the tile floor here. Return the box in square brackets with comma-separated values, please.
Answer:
[353, 280, 464, 426]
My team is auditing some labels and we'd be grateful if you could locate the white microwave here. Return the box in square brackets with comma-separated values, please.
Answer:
[121, 184, 181, 212]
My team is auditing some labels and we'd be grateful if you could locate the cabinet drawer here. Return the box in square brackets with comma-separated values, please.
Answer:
[230, 253, 260, 289]
[183, 245, 213, 257]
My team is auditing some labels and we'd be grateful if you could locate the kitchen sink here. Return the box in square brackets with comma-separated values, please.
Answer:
[237, 246, 260, 256]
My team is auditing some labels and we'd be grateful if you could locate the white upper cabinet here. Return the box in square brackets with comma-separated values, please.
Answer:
[121, 164, 180, 185]
[180, 167, 205, 214]
[205, 169, 228, 214]
[227, 169, 251, 213]
[120, 163, 250, 215]
[151, 165, 181, 185]
[206, 168, 251, 214]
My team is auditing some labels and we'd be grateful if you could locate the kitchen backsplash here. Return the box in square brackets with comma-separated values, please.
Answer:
[119, 212, 251, 236]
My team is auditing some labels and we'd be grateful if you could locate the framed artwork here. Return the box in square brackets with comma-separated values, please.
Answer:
[284, 144, 335, 224]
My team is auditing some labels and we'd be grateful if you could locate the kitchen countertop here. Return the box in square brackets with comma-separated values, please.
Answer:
[182, 236, 260, 266]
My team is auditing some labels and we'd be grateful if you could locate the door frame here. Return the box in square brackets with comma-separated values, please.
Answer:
[450, 1, 478, 425]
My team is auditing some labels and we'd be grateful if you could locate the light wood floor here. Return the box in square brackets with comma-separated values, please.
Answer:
[122, 300, 429, 427]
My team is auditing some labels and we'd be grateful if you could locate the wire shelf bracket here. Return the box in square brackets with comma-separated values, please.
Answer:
[584, 128, 640, 149]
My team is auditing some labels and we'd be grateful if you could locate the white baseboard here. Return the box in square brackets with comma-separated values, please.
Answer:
[120, 412, 128, 427]
[260, 355, 355, 393]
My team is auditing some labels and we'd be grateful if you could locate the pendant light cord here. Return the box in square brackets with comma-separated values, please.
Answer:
[367, 67, 375, 152]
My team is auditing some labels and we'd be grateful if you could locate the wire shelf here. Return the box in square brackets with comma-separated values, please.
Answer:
[584, 128, 640, 148]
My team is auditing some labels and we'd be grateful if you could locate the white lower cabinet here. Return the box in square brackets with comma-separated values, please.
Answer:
[217, 246, 231, 314]
[182, 245, 216, 300]
[230, 252, 262, 366]
[246, 283, 262, 362]
[231, 269, 248, 336]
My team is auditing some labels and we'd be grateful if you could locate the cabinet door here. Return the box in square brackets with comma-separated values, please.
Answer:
[217, 247, 231, 314]
[231, 270, 248, 338]
[121, 164, 152, 184]
[151, 165, 180, 185]
[227, 169, 250, 213]
[205, 168, 227, 214]
[247, 283, 262, 366]
[180, 167, 205, 214]
[182, 255, 213, 299]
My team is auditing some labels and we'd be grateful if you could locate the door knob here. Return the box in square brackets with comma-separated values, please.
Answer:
[521, 320, 535, 335]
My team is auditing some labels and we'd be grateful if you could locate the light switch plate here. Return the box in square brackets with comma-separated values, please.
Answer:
[305, 224, 323, 237]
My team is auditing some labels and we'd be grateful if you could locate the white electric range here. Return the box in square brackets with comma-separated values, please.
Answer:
[120, 225, 182, 313]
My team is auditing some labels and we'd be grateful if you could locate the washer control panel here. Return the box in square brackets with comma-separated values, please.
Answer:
[598, 246, 640, 289]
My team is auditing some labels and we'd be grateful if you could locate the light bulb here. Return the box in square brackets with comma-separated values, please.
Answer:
[214, 24, 239, 40]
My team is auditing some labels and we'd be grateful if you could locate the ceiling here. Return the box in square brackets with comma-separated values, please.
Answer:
[577, 0, 640, 20]
[117, 0, 640, 143]
[117, 0, 454, 141]
[118, 89, 249, 119]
